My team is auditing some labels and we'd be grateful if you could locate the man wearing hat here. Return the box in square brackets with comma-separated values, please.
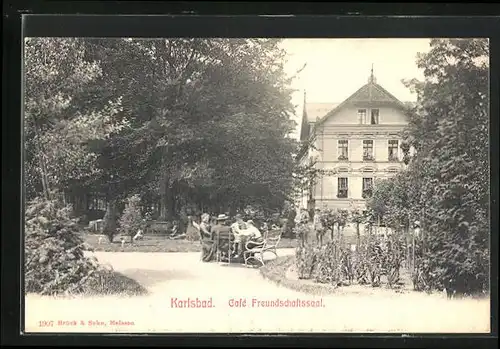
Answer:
[212, 214, 233, 261]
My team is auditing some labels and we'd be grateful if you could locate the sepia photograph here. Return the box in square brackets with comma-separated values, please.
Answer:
[23, 36, 490, 333]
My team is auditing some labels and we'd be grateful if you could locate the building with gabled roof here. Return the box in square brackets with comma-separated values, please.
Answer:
[296, 69, 411, 213]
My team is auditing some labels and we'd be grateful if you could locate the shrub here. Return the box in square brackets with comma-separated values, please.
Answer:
[314, 241, 355, 286]
[118, 194, 144, 243]
[24, 196, 102, 295]
[295, 244, 318, 279]
[294, 223, 312, 246]
[383, 234, 406, 288]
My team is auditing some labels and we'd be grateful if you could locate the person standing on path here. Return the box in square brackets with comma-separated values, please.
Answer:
[313, 208, 325, 246]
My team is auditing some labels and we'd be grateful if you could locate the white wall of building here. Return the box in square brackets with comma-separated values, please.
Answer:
[311, 104, 408, 210]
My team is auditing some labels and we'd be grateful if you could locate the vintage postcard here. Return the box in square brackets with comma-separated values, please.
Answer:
[23, 36, 491, 333]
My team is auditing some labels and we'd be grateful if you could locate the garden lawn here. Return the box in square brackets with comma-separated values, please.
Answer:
[83, 233, 298, 253]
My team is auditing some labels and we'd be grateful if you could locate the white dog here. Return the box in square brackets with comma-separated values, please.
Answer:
[133, 229, 144, 241]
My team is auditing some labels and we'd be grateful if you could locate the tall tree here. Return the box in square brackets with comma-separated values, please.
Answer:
[371, 38, 489, 295]
[80, 38, 300, 220]
[24, 38, 126, 201]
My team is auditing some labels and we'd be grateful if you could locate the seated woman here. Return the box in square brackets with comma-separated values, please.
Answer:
[194, 213, 216, 262]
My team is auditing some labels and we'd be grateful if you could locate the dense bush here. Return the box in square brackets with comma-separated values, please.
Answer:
[25, 196, 101, 295]
[366, 39, 490, 296]
[118, 194, 145, 242]
[25, 196, 148, 296]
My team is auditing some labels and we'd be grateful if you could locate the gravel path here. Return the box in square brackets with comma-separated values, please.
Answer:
[25, 250, 490, 333]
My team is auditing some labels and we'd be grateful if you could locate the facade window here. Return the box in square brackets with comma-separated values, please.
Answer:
[337, 177, 348, 198]
[371, 109, 379, 124]
[362, 178, 373, 198]
[338, 140, 349, 160]
[358, 109, 367, 124]
[363, 140, 374, 161]
[388, 140, 399, 161]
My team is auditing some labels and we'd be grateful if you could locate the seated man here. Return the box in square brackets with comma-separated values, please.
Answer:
[245, 220, 264, 250]
[212, 214, 233, 260]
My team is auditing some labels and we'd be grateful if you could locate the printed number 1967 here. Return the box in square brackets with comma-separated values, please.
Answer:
[39, 320, 54, 327]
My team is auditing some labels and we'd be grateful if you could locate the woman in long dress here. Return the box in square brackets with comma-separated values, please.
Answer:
[194, 213, 216, 262]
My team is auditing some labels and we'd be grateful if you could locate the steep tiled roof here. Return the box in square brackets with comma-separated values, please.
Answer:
[298, 75, 411, 142]
[305, 103, 340, 123]
[315, 78, 407, 126]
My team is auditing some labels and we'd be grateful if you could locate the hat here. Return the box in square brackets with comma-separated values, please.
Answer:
[216, 214, 229, 221]
[235, 214, 243, 220]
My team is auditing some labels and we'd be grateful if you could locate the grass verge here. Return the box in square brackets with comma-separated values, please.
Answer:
[82, 270, 149, 297]
[259, 255, 338, 296]
[84, 233, 298, 253]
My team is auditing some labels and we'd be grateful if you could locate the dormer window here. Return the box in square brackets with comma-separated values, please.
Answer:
[371, 109, 379, 124]
[358, 109, 367, 124]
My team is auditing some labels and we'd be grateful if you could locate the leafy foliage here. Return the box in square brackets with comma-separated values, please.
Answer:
[314, 242, 354, 286]
[118, 194, 145, 242]
[79, 38, 300, 218]
[369, 39, 489, 296]
[24, 195, 100, 295]
[24, 38, 127, 200]
[295, 244, 318, 279]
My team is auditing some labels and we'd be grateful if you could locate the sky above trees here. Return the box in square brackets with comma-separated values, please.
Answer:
[280, 38, 432, 138]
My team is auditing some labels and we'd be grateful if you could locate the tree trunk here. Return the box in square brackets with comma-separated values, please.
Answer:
[32, 117, 51, 200]
[356, 223, 360, 249]
[405, 224, 410, 270]
[165, 184, 175, 220]
[103, 200, 119, 243]
[160, 178, 169, 220]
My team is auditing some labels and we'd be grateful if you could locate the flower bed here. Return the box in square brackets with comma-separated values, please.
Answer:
[260, 255, 338, 296]
[260, 232, 412, 296]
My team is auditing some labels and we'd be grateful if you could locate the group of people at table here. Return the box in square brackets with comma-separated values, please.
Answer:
[193, 213, 265, 263]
